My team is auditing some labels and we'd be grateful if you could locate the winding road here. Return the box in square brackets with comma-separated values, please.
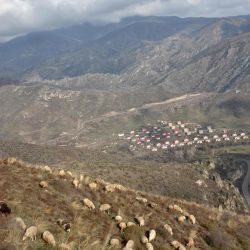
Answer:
[235, 159, 250, 208]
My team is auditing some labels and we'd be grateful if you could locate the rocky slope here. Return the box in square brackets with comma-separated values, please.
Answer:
[1, 158, 250, 249]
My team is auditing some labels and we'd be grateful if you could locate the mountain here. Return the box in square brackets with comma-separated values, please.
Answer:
[0, 16, 215, 80]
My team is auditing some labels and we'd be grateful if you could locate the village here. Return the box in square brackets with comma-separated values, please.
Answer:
[117, 121, 250, 153]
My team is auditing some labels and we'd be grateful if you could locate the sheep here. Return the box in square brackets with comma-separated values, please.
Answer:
[100, 204, 111, 213]
[141, 235, 149, 244]
[72, 178, 79, 189]
[188, 214, 196, 225]
[187, 237, 195, 248]
[42, 230, 56, 246]
[135, 216, 145, 226]
[80, 174, 84, 182]
[44, 165, 52, 174]
[58, 169, 66, 178]
[113, 184, 126, 191]
[0, 201, 11, 216]
[57, 219, 71, 232]
[83, 198, 95, 210]
[5, 157, 17, 164]
[125, 240, 134, 248]
[105, 184, 115, 193]
[110, 238, 121, 247]
[119, 222, 127, 230]
[146, 242, 154, 250]
[173, 205, 183, 213]
[23, 226, 38, 241]
[16, 217, 27, 231]
[66, 171, 73, 178]
[89, 182, 97, 191]
[171, 241, 186, 250]
[136, 197, 148, 203]
[178, 216, 186, 223]
[148, 230, 156, 242]
[164, 224, 173, 236]
[39, 181, 48, 189]
[127, 222, 136, 227]
[115, 215, 123, 223]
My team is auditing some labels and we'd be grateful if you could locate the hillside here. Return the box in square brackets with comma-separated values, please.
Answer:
[1, 158, 250, 250]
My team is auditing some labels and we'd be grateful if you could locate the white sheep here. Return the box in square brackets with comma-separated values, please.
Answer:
[187, 237, 195, 248]
[105, 184, 115, 193]
[127, 222, 136, 227]
[188, 214, 196, 225]
[16, 217, 26, 231]
[164, 224, 173, 236]
[83, 198, 95, 210]
[141, 235, 149, 244]
[99, 204, 111, 213]
[80, 174, 84, 182]
[119, 222, 127, 230]
[115, 215, 123, 223]
[23, 226, 38, 241]
[148, 230, 156, 242]
[125, 240, 134, 248]
[178, 216, 186, 223]
[72, 178, 79, 189]
[173, 205, 183, 213]
[66, 171, 73, 178]
[171, 240, 186, 250]
[136, 197, 148, 203]
[42, 230, 56, 246]
[58, 169, 66, 178]
[39, 181, 48, 189]
[44, 166, 52, 174]
[89, 182, 97, 191]
[135, 216, 145, 226]
[146, 242, 154, 250]
[110, 238, 121, 247]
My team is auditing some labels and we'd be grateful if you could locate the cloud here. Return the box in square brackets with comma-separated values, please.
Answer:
[0, 0, 250, 42]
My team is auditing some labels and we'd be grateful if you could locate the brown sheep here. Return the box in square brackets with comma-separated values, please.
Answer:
[0, 201, 11, 216]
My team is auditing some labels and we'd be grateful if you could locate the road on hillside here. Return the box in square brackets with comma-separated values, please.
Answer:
[235, 159, 250, 208]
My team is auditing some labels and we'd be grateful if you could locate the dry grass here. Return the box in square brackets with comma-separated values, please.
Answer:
[0, 159, 250, 250]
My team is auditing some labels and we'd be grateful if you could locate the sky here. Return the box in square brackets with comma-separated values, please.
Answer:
[0, 0, 250, 42]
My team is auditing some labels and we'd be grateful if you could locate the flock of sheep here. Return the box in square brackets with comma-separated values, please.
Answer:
[1, 158, 198, 249]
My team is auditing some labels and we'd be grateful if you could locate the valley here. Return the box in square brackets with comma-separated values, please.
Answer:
[0, 12, 250, 250]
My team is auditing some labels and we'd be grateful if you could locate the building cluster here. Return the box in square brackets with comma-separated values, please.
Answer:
[118, 121, 249, 152]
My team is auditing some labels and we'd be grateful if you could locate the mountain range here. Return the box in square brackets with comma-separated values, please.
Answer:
[0, 15, 249, 93]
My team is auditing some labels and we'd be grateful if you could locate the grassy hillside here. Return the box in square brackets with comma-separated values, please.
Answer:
[1, 159, 250, 249]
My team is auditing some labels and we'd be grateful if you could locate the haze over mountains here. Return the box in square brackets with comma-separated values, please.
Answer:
[0, 15, 249, 93]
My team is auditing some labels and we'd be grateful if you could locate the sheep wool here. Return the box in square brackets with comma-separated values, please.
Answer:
[146, 242, 154, 250]
[115, 215, 122, 223]
[89, 182, 97, 191]
[23, 226, 38, 241]
[42, 230, 56, 246]
[83, 198, 95, 210]
[188, 214, 196, 225]
[39, 181, 48, 189]
[110, 238, 120, 247]
[164, 224, 173, 235]
[119, 222, 127, 230]
[141, 235, 149, 244]
[100, 204, 111, 212]
[178, 216, 186, 223]
[148, 230, 156, 242]
[135, 216, 145, 226]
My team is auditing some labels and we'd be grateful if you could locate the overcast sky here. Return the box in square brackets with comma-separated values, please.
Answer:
[0, 0, 250, 42]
